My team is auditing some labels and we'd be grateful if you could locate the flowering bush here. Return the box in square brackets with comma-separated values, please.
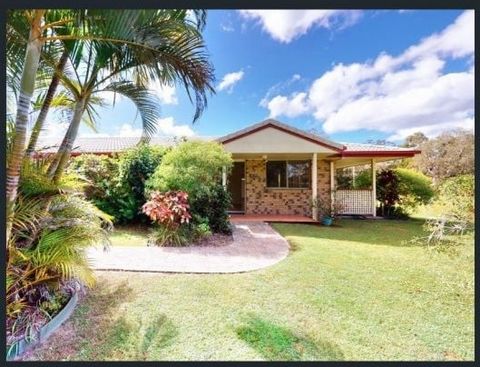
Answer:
[142, 191, 191, 229]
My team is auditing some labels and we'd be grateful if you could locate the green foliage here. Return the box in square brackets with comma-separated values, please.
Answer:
[118, 144, 164, 203]
[68, 152, 155, 224]
[437, 174, 474, 222]
[7, 157, 112, 346]
[353, 169, 372, 189]
[190, 184, 232, 234]
[376, 169, 400, 218]
[395, 168, 434, 211]
[148, 224, 193, 247]
[117, 144, 164, 221]
[146, 140, 233, 200]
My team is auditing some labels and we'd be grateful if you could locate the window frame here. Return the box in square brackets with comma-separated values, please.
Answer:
[265, 159, 311, 189]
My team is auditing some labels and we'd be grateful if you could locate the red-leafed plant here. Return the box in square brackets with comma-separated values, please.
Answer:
[142, 191, 192, 229]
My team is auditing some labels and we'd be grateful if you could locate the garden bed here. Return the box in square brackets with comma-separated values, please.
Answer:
[7, 291, 79, 361]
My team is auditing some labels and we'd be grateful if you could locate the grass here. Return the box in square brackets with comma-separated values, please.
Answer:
[108, 224, 149, 247]
[24, 219, 474, 361]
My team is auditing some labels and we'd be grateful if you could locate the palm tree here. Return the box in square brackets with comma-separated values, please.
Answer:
[6, 9, 214, 241]
[6, 10, 45, 230]
[45, 9, 215, 181]
[25, 50, 69, 157]
[6, 9, 90, 241]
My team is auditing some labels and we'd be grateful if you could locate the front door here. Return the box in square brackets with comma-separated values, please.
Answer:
[227, 162, 245, 212]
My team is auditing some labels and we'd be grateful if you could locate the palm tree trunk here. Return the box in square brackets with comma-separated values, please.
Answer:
[47, 97, 87, 182]
[26, 49, 69, 157]
[6, 10, 45, 243]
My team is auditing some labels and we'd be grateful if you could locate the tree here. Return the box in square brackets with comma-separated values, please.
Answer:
[402, 132, 428, 148]
[6, 10, 46, 241]
[395, 168, 434, 211]
[46, 9, 215, 182]
[365, 138, 397, 146]
[413, 129, 474, 184]
[146, 140, 233, 200]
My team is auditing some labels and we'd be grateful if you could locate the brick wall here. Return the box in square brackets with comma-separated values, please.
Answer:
[244, 159, 331, 216]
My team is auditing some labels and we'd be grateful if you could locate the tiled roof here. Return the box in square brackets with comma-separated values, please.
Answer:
[342, 143, 418, 152]
[34, 123, 419, 156]
[35, 136, 213, 154]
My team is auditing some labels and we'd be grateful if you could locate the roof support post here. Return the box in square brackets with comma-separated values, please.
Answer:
[222, 166, 227, 190]
[371, 159, 376, 217]
[311, 153, 318, 220]
[330, 161, 335, 213]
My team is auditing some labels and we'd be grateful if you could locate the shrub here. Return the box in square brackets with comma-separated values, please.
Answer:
[7, 158, 112, 348]
[353, 169, 372, 189]
[117, 143, 164, 221]
[376, 169, 400, 218]
[146, 140, 233, 200]
[148, 224, 192, 247]
[395, 168, 434, 212]
[68, 144, 164, 223]
[190, 184, 232, 234]
[67, 154, 137, 223]
[142, 191, 191, 228]
[437, 174, 474, 222]
[142, 191, 193, 246]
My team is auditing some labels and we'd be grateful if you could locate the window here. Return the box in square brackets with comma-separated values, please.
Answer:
[266, 160, 310, 188]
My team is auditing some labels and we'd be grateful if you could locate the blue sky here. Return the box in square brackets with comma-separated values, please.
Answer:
[70, 9, 473, 144]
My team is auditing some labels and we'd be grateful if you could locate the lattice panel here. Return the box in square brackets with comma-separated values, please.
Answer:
[336, 190, 372, 215]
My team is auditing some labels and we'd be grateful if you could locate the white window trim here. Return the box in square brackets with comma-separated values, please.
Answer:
[265, 159, 311, 189]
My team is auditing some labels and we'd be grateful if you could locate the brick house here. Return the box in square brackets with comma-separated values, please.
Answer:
[36, 119, 420, 219]
[217, 119, 420, 219]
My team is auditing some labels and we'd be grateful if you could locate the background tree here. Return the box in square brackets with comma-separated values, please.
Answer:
[402, 132, 428, 148]
[413, 129, 474, 184]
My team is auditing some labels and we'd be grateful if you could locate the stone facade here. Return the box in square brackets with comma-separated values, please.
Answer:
[244, 159, 331, 216]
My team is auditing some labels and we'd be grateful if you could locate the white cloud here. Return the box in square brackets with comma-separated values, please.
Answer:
[149, 81, 178, 105]
[116, 117, 194, 138]
[221, 23, 235, 32]
[156, 117, 194, 137]
[36, 120, 70, 140]
[388, 117, 474, 141]
[217, 70, 245, 92]
[117, 123, 143, 137]
[266, 93, 309, 118]
[260, 74, 303, 107]
[238, 10, 362, 43]
[260, 10, 474, 141]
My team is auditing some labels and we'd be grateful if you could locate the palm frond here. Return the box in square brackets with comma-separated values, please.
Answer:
[100, 81, 161, 137]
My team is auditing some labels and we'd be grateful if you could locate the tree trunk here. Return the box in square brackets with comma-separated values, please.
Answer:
[26, 49, 69, 157]
[47, 97, 87, 182]
[6, 10, 45, 243]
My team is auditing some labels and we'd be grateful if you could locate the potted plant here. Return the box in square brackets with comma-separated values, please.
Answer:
[311, 196, 344, 226]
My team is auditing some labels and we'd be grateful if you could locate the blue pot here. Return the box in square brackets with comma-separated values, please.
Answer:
[321, 216, 333, 226]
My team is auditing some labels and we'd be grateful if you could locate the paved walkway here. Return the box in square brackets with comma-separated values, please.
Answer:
[86, 222, 289, 273]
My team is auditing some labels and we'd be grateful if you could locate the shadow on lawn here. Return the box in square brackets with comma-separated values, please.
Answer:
[28, 279, 178, 361]
[74, 281, 177, 360]
[236, 316, 344, 361]
[102, 314, 178, 360]
[273, 219, 427, 247]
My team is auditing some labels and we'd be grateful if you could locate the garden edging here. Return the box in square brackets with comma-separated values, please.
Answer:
[7, 291, 79, 361]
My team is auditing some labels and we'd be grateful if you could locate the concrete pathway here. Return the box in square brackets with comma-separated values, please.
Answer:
[86, 222, 289, 273]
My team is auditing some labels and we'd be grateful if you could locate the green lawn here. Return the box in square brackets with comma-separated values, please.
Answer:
[25, 219, 474, 361]
[109, 225, 149, 247]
